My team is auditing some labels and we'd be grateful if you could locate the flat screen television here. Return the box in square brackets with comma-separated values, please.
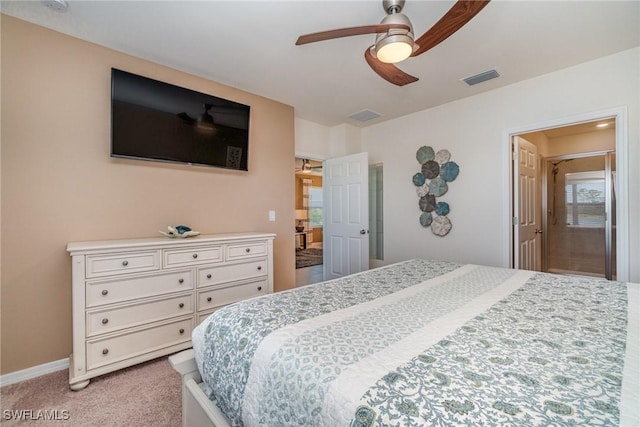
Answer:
[111, 68, 250, 171]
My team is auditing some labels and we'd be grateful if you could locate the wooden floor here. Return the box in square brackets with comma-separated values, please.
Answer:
[295, 242, 323, 287]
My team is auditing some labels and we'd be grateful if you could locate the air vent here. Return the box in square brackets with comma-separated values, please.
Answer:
[462, 69, 500, 86]
[42, 0, 69, 12]
[349, 109, 382, 122]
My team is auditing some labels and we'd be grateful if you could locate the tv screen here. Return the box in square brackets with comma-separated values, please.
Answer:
[111, 68, 250, 170]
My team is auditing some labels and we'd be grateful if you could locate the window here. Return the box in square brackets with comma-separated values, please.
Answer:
[565, 171, 605, 227]
[309, 186, 323, 228]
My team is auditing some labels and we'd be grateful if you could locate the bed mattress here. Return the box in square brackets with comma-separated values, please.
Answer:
[192, 259, 639, 426]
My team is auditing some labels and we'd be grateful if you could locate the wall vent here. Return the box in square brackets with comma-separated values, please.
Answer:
[462, 69, 500, 86]
[349, 109, 382, 122]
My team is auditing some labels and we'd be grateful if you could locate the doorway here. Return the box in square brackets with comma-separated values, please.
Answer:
[544, 152, 616, 279]
[294, 157, 324, 286]
[507, 108, 629, 282]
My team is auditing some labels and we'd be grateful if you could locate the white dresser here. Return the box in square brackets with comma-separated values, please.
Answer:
[67, 232, 275, 390]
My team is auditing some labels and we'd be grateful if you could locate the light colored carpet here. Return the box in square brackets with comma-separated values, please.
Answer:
[1, 356, 181, 426]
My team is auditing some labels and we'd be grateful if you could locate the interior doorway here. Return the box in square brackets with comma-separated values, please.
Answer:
[508, 108, 629, 282]
[294, 157, 324, 286]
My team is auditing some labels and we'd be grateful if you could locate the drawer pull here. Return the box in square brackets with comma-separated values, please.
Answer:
[179, 303, 184, 308]
[258, 286, 263, 291]
[192, 254, 198, 259]
[101, 318, 109, 325]
[257, 266, 262, 271]
[206, 274, 212, 279]
[245, 248, 251, 253]
[102, 348, 109, 355]
[122, 260, 129, 266]
[101, 290, 109, 296]
[179, 328, 185, 334]
[207, 297, 212, 302]
[178, 278, 184, 284]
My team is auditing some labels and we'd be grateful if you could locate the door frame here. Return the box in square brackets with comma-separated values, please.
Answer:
[502, 106, 629, 282]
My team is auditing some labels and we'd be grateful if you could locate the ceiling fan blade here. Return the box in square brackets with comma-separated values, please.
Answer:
[296, 23, 410, 45]
[177, 112, 196, 123]
[412, 0, 491, 57]
[364, 47, 419, 86]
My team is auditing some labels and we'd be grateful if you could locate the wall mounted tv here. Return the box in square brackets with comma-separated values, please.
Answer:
[111, 68, 250, 171]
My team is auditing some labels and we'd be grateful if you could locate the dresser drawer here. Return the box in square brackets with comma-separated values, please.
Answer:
[226, 241, 267, 260]
[86, 293, 194, 336]
[198, 258, 267, 288]
[198, 279, 267, 310]
[86, 270, 194, 307]
[163, 246, 222, 268]
[86, 251, 160, 278]
[86, 317, 193, 370]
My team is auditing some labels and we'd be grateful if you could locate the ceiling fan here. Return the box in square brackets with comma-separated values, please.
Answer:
[295, 0, 490, 86]
[295, 158, 322, 174]
[177, 104, 218, 130]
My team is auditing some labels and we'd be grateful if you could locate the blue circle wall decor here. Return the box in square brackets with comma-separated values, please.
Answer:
[412, 145, 459, 237]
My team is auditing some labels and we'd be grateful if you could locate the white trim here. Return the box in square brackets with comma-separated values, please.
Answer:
[0, 357, 69, 387]
[502, 106, 630, 282]
[294, 151, 328, 161]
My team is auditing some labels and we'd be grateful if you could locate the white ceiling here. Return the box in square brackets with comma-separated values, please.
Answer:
[2, 0, 639, 127]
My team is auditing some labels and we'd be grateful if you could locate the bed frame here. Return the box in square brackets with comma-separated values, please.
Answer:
[169, 349, 231, 427]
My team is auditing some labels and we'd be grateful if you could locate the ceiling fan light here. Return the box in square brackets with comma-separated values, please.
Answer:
[196, 104, 216, 131]
[375, 34, 413, 63]
[197, 114, 216, 131]
[301, 159, 312, 173]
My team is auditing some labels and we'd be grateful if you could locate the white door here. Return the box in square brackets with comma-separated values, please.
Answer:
[323, 152, 369, 280]
[513, 136, 542, 271]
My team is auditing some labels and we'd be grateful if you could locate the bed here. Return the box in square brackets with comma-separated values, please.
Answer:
[170, 259, 639, 426]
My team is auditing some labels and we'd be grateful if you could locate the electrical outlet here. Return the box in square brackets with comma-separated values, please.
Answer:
[268, 210, 276, 221]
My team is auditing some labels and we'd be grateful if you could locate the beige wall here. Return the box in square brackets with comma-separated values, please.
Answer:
[1, 15, 295, 374]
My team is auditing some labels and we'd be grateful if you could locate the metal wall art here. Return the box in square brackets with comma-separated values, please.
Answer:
[412, 146, 459, 236]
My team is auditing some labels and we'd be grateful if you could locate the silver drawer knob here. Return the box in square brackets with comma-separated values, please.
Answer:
[179, 328, 185, 334]
[178, 278, 184, 284]
[192, 253, 198, 259]
[207, 297, 212, 302]
[102, 348, 109, 355]
[206, 274, 212, 279]
[101, 290, 109, 296]
[122, 260, 129, 266]
[179, 303, 184, 308]
[101, 318, 109, 325]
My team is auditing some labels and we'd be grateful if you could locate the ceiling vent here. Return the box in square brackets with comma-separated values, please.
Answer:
[462, 69, 500, 86]
[349, 109, 382, 122]
[42, 0, 69, 12]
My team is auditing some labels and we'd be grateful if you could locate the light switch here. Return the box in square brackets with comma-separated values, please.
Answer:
[268, 210, 276, 221]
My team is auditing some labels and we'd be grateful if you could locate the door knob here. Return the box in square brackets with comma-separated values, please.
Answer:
[534, 229, 543, 234]
[360, 229, 366, 235]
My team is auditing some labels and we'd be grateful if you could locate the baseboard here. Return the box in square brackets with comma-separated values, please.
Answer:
[0, 357, 69, 387]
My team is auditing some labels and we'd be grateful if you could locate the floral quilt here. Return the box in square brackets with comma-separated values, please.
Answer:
[192, 259, 638, 427]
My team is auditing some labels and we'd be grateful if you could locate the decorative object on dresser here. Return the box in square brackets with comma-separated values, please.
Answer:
[67, 232, 275, 391]
[159, 225, 201, 238]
